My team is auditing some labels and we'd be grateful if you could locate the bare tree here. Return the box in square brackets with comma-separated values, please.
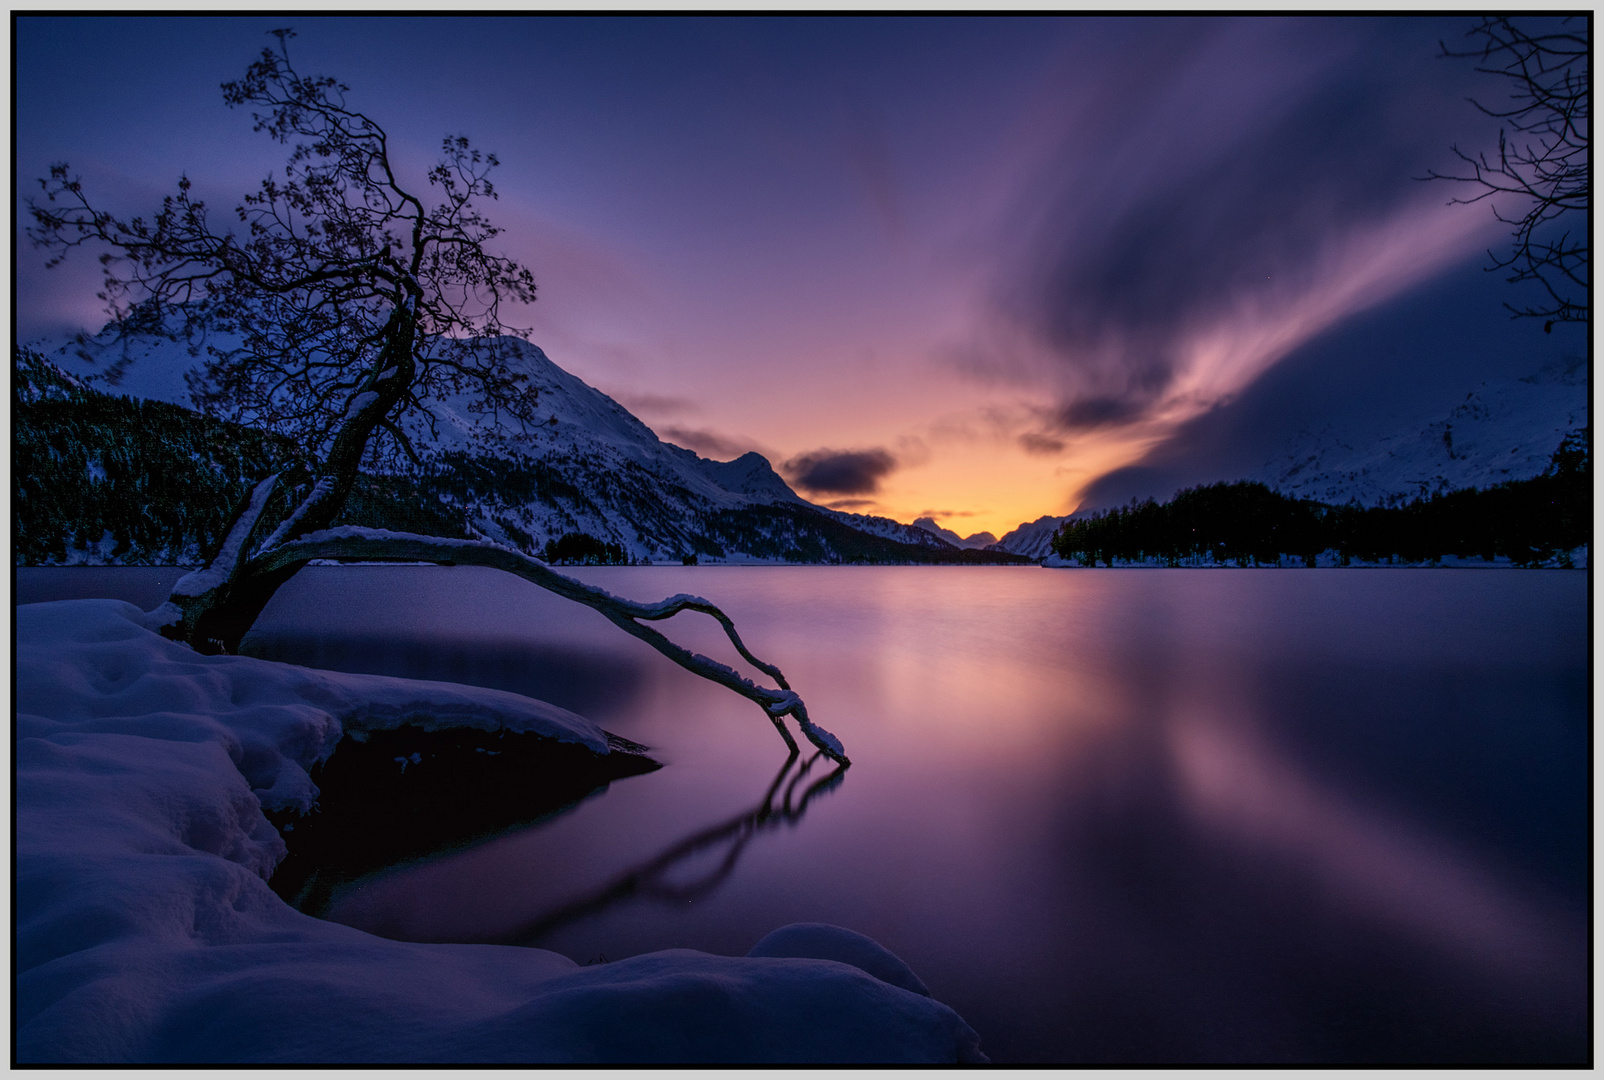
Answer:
[29, 30, 846, 765]
[1428, 16, 1588, 329]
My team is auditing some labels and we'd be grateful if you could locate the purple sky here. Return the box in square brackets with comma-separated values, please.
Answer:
[14, 16, 1584, 536]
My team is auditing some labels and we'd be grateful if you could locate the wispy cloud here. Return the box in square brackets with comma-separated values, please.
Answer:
[659, 425, 764, 460]
[607, 390, 701, 418]
[1018, 432, 1067, 456]
[961, 18, 1502, 499]
[843, 102, 906, 242]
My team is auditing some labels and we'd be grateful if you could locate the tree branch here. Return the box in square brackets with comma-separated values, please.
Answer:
[150, 473, 284, 648]
[241, 528, 849, 764]
[1430, 15, 1589, 325]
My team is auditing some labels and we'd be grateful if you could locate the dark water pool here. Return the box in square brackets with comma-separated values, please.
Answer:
[21, 565, 1590, 1063]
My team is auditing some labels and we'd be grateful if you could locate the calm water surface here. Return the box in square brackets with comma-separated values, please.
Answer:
[21, 565, 1589, 1063]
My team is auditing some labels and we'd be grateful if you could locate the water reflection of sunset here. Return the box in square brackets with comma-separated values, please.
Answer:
[1170, 715, 1582, 1004]
[247, 565, 1585, 1061]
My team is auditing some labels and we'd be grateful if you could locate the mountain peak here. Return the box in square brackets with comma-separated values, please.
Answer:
[696, 452, 805, 503]
[31, 326, 1003, 562]
[987, 514, 1075, 558]
[912, 517, 999, 550]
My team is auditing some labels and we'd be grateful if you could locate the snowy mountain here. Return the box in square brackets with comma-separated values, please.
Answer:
[1257, 357, 1588, 507]
[911, 518, 998, 550]
[26, 332, 978, 564]
[987, 515, 1077, 559]
[981, 357, 1588, 559]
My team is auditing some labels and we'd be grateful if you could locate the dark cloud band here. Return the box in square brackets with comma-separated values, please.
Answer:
[783, 447, 898, 495]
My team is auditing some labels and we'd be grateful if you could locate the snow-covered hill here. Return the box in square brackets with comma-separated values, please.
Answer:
[409, 340, 956, 557]
[1257, 357, 1587, 507]
[28, 331, 965, 564]
[981, 357, 1589, 559]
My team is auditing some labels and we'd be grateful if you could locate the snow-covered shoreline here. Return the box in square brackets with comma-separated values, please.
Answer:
[1041, 546, 1588, 570]
[16, 599, 985, 1063]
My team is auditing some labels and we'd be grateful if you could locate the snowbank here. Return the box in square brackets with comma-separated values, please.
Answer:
[16, 600, 985, 1063]
[1039, 547, 1589, 570]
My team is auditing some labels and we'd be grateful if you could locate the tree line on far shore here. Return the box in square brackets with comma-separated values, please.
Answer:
[1051, 432, 1589, 569]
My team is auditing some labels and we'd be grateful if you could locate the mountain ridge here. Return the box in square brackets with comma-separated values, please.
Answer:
[1252, 356, 1586, 507]
[28, 329, 1583, 563]
[23, 333, 1001, 565]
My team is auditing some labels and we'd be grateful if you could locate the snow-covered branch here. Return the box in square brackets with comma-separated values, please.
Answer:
[242, 527, 849, 764]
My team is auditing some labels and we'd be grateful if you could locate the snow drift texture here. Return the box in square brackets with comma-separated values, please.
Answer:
[16, 599, 985, 1063]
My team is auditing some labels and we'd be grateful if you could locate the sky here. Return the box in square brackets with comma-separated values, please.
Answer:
[13, 15, 1587, 538]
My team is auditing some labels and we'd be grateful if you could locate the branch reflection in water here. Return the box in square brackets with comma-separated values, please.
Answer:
[497, 751, 844, 947]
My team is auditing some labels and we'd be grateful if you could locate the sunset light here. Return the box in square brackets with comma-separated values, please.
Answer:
[15, 14, 1587, 1067]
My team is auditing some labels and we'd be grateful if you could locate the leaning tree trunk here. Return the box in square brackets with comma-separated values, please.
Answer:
[167, 301, 420, 654]
[150, 305, 849, 763]
[151, 497, 849, 763]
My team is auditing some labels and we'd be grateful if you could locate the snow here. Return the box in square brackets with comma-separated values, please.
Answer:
[747, 924, 931, 997]
[798, 719, 847, 759]
[1257, 357, 1586, 506]
[912, 518, 997, 550]
[1039, 548, 1588, 570]
[25, 326, 211, 405]
[693, 451, 807, 504]
[16, 599, 984, 1063]
[24, 328, 1006, 563]
[996, 359, 1587, 553]
[990, 514, 1078, 560]
[29, 330, 804, 560]
[169, 474, 281, 602]
[825, 509, 956, 550]
[258, 477, 336, 553]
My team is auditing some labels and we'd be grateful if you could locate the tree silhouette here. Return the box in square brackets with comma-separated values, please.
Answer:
[28, 30, 846, 765]
[1428, 16, 1588, 328]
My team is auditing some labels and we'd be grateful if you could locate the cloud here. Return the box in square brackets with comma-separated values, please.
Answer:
[965, 17, 1501, 489]
[1017, 432, 1066, 456]
[892, 433, 931, 468]
[843, 103, 906, 242]
[659, 425, 761, 460]
[1067, 255, 1585, 511]
[608, 390, 701, 418]
[824, 497, 881, 511]
[783, 447, 898, 495]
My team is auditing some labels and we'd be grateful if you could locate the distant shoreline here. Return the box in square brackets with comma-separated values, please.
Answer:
[16, 555, 1587, 576]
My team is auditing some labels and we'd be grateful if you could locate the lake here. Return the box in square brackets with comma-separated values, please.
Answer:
[16, 564, 1589, 1063]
